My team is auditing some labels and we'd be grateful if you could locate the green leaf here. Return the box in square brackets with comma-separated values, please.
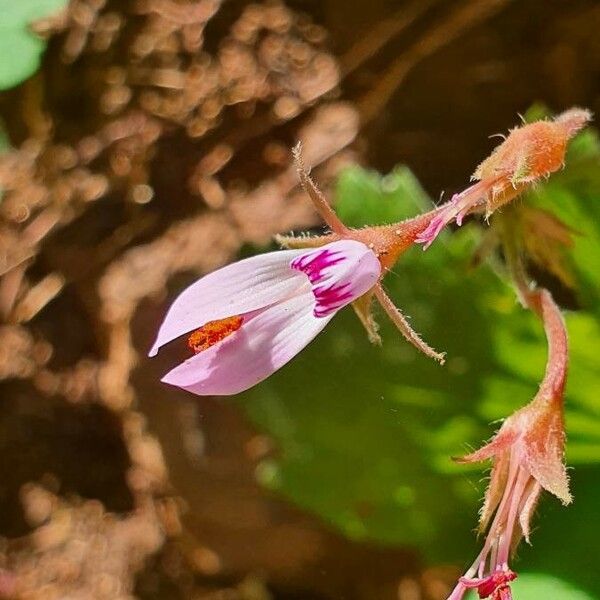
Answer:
[0, 28, 45, 90]
[0, 0, 67, 27]
[0, 0, 68, 90]
[515, 466, 600, 593]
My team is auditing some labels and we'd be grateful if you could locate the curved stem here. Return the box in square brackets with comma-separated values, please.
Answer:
[373, 284, 445, 363]
[292, 142, 348, 235]
[500, 216, 568, 401]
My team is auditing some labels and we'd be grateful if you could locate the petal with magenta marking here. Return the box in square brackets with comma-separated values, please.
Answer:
[161, 291, 334, 395]
[291, 240, 380, 317]
[149, 249, 307, 356]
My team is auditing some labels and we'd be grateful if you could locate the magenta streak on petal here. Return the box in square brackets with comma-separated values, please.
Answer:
[313, 282, 353, 317]
[291, 249, 349, 316]
[290, 241, 381, 318]
[290, 249, 346, 284]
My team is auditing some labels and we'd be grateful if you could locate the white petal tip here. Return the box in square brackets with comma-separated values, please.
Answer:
[160, 369, 183, 386]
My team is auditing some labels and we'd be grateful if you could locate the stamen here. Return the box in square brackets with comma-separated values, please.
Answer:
[187, 316, 243, 354]
[416, 178, 502, 249]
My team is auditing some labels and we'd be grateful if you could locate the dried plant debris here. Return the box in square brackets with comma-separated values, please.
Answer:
[0, 485, 163, 600]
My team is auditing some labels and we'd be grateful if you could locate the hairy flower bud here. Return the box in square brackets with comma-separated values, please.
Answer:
[417, 108, 592, 249]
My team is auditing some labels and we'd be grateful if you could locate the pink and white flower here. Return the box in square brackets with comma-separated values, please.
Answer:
[149, 240, 380, 395]
[149, 142, 448, 394]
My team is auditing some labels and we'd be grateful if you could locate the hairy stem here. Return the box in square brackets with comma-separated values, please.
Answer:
[292, 142, 348, 235]
[373, 284, 445, 363]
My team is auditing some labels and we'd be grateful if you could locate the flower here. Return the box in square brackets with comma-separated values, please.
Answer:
[275, 143, 447, 363]
[447, 290, 570, 600]
[417, 108, 592, 249]
[149, 240, 381, 395]
[150, 143, 452, 395]
[276, 210, 449, 361]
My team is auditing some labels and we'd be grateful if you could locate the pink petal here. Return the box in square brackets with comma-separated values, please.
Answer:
[416, 180, 492, 249]
[161, 291, 334, 395]
[415, 214, 448, 249]
[291, 240, 380, 317]
[149, 249, 307, 356]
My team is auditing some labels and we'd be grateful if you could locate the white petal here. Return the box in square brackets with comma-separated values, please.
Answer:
[161, 291, 333, 395]
[149, 249, 307, 356]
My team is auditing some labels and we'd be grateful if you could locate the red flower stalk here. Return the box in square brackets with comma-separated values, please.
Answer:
[417, 108, 591, 249]
[275, 143, 448, 362]
[447, 289, 570, 600]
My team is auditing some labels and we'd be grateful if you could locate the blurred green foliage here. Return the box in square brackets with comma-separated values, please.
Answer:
[523, 104, 600, 316]
[0, 0, 68, 90]
[238, 120, 600, 596]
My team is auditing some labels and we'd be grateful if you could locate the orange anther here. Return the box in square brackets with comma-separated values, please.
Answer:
[187, 315, 243, 354]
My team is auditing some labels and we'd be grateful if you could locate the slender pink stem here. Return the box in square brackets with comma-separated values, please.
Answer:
[536, 290, 568, 401]
[502, 224, 568, 402]
[497, 465, 530, 565]
[463, 447, 520, 580]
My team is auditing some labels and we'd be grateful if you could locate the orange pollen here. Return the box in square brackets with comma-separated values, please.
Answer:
[187, 315, 244, 354]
